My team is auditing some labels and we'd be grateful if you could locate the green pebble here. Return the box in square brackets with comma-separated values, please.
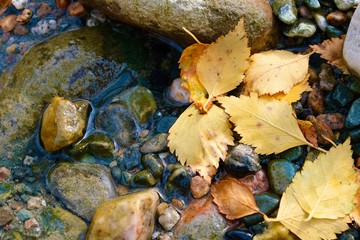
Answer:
[278, 146, 304, 162]
[242, 192, 280, 226]
[131, 170, 157, 187]
[271, 0, 297, 24]
[268, 159, 298, 195]
[334, 0, 356, 11]
[333, 83, 355, 107]
[346, 99, 360, 128]
[304, 0, 321, 9]
[284, 19, 317, 38]
[17, 209, 33, 222]
[326, 25, 344, 38]
[350, 80, 360, 95]
[141, 154, 164, 180]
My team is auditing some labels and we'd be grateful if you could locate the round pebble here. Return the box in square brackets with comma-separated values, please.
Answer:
[158, 205, 180, 231]
[190, 175, 210, 199]
[12, 0, 28, 10]
[327, 10, 348, 26]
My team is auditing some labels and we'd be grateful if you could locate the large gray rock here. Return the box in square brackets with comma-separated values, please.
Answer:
[0, 25, 167, 160]
[344, 7, 360, 79]
[79, 0, 278, 52]
[47, 162, 117, 221]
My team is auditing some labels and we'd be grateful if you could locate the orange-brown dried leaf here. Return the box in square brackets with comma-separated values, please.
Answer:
[311, 36, 349, 74]
[297, 119, 318, 147]
[179, 43, 209, 108]
[307, 115, 335, 146]
[211, 178, 260, 220]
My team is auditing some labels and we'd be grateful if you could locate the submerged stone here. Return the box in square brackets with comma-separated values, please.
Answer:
[87, 189, 159, 240]
[47, 162, 117, 221]
[0, 25, 168, 160]
[346, 99, 360, 128]
[40, 97, 89, 152]
[35, 207, 87, 240]
[131, 170, 157, 188]
[65, 131, 115, 160]
[141, 153, 164, 180]
[117, 86, 157, 124]
[140, 133, 169, 153]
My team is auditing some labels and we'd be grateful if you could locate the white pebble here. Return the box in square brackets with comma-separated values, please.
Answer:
[12, 0, 28, 10]
[23, 155, 35, 166]
[158, 205, 180, 231]
[86, 17, 99, 27]
[90, 9, 107, 23]
[167, 78, 190, 105]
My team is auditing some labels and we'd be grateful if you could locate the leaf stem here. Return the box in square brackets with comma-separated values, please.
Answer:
[182, 27, 203, 44]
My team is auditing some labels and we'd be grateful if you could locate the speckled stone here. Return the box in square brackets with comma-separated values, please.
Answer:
[346, 98, 360, 128]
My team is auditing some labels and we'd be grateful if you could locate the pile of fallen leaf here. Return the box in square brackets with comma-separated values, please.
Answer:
[167, 18, 360, 239]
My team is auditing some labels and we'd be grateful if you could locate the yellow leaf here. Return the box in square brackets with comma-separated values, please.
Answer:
[272, 74, 311, 104]
[311, 36, 349, 74]
[275, 186, 350, 240]
[168, 104, 234, 182]
[178, 43, 209, 109]
[350, 170, 360, 225]
[197, 18, 250, 104]
[211, 178, 260, 220]
[218, 94, 312, 154]
[245, 50, 311, 95]
[292, 138, 358, 220]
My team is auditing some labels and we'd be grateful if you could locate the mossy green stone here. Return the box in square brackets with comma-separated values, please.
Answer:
[278, 146, 304, 162]
[36, 207, 87, 240]
[118, 86, 157, 124]
[268, 159, 298, 195]
[131, 170, 157, 187]
[141, 153, 164, 180]
[271, 0, 297, 24]
[0, 182, 13, 202]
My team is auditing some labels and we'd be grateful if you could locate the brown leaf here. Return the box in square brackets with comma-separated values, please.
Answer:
[211, 178, 260, 220]
[311, 35, 349, 74]
[297, 119, 318, 147]
[307, 115, 335, 146]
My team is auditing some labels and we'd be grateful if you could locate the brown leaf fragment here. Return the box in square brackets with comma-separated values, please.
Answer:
[238, 169, 269, 194]
[307, 115, 335, 146]
[316, 113, 345, 130]
[211, 178, 260, 220]
[310, 35, 349, 74]
[297, 119, 318, 147]
[307, 83, 325, 115]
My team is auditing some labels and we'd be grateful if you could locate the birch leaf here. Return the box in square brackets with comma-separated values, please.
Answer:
[211, 178, 260, 220]
[178, 43, 209, 109]
[197, 18, 250, 103]
[218, 94, 312, 154]
[350, 170, 360, 225]
[291, 138, 358, 220]
[275, 186, 350, 240]
[245, 50, 310, 95]
[311, 36, 349, 74]
[168, 104, 234, 182]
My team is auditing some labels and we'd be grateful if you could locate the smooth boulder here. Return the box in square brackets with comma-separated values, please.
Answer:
[79, 0, 278, 52]
[344, 7, 360, 79]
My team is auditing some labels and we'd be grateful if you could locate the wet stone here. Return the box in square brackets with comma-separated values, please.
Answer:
[268, 159, 298, 195]
[24, 217, 39, 230]
[319, 64, 337, 91]
[334, 0, 356, 11]
[140, 133, 169, 154]
[316, 113, 345, 130]
[239, 169, 269, 194]
[326, 10, 348, 27]
[308, 115, 335, 145]
[304, 0, 320, 10]
[141, 153, 164, 180]
[225, 229, 253, 240]
[271, 0, 297, 24]
[158, 204, 180, 231]
[0, 167, 10, 182]
[173, 196, 227, 240]
[65, 132, 115, 160]
[121, 148, 141, 170]
[346, 98, 360, 128]
[35, 207, 87, 240]
[131, 170, 157, 188]
[313, 11, 328, 31]
[284, 19, 317, 38]
[165, 166, 191, 197]
[96, 101, 139, 147]
[350, 127, 360, 143]
[190, 175, 210, 199]
[156, 116, 177, 133]
[40, 97, 89, 152]
[224, 144, 261, 177]
[326, 25, 345, 38]
[0, 205, 14, 226]
[87, 190, 159, 240]
[17, 208, 32, 222]
[277, 146, 304, 162]
[46, 162, 117, 221]
[27, 196, 41, 210]
[242, 192, 280, 226]
[118, 86, 157, 124]
[350, 80, 360, 95]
